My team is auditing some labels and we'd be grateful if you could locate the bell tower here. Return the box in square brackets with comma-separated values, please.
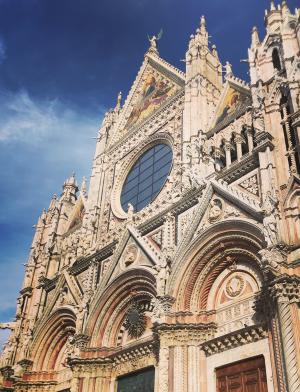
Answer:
[248, 1, 300, 186]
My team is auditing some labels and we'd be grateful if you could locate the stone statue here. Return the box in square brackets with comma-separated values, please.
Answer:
[75, 301, 88, 333]
[154, 257, 171, 296]
[148, 29, 163, 50]
[261, 191, 279, 247]
[185, 165, 205, 189]
[224, 61, 233, 76]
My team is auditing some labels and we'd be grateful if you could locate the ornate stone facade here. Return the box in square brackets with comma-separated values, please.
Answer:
[1, 2, 300, 391]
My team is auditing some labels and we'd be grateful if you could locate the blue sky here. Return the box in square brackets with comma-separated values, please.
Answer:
[0, 0, 298, 348]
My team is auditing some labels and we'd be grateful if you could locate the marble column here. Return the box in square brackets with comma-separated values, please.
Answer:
[277, 296, 300, 392]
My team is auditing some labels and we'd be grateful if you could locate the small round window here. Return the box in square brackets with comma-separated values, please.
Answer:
[121, 144, 173, 213]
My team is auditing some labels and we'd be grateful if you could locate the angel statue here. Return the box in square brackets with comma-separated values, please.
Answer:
[148, 29, 163, 50]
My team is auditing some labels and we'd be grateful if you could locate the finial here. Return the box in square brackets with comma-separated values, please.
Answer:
[212, 44, 219, 58]
[200, 15, 207, 34]
[251, 26, 260, 48]
[281, 1, 290, 15]
[270, 1, 276, 11]
[116, 91, 122, 110]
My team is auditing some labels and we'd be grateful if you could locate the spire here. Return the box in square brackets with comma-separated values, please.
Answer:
[194, 15, 208, 46]
[200, 15, 206, 35]
[251, 26, 260, 48]
[270, 1, 276, 11]
[48, 193, 58, 211]
[281, 1, 290, 15]
[61, 173, 78, 203]
[115, 91, 122, 111]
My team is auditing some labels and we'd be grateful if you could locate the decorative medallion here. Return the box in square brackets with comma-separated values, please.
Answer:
[226, 275, 245, 298]
[123, 302, 146, 339]
[208, 198, 223, 222]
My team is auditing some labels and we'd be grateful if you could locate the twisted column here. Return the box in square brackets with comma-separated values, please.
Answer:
[277, 297, 300, 392]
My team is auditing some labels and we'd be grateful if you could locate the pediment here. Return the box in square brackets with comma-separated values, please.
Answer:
[175, 180, 263, 258]
[232, 170, 261, 200]
[39, 271, 82, 322]
[210, 78, 251, 128]
[192, 193, 255, 239]
[110, 53, 184, 144]
[106, 235, 155, 285]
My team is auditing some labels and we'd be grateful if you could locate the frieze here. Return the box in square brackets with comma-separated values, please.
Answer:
[154, 323, 217, 346]
[202, 324, 268, 356]
[68, 240, 117, 276]
[216, 153, 259, 184]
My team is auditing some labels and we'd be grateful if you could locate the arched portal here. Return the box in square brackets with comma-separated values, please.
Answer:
[30, 308, 76, 372]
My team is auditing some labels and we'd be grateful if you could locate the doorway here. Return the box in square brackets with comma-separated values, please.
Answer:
[216, 355, 268, 391]
[117, 367, 155, 392]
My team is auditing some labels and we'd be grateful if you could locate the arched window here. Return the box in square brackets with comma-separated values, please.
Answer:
[272, 48, 282, 71]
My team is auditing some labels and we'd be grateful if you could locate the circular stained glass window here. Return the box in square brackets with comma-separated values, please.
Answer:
[121, 144, 173, 213]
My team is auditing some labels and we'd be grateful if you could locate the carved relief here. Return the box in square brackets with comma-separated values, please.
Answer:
[238, 174, 260, 196]
[121, 244, 138, 268]
[208, 198, 223, 222]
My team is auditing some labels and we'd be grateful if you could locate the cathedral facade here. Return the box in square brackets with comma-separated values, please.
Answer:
[1, 2, 300, 391]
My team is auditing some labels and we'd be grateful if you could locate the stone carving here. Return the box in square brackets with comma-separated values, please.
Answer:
[148, 29, 163, 51]
[226, 275, 245, 297]
[123, 301, 147, 339]
[122, 244, 138, 267]
[258, 247, 284, 274]
[151, 295, 175, 323]
[239, 174, 259, 196]
[208, 198, 223, 222]
[183, 165, 206, 189]
[202, 325, 268, 356]
[261, 191, 280, 247]
[154, 256, 171, 296]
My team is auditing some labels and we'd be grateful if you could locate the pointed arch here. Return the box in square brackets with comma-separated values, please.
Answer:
[30, 307, 76, 371]
[85, 267, 156, 347]
[169, 220, 265, 312]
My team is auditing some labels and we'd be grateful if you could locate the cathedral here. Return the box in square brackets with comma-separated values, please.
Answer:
[1, 1, 300, 391]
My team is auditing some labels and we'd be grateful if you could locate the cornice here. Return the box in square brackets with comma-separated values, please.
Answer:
[137, 187, 203, 235]
[215, 152, 259, 184]
[202, 324, 268, 356]
[69, 240, 118, 276]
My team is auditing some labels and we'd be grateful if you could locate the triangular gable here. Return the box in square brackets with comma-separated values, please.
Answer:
[109, 52, 184, 144]
[211, 77, 251, 129]
[174, 180, 263, 263]
[34, 271, 82, 331]
[100, 224, 163, 289]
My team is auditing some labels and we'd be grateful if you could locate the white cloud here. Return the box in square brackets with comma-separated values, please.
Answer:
[0, 329, 10, 353]
[0, 90, 104, 144]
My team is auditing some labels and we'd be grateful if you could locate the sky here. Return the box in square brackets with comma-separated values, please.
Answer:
[0, 0, 298, 349]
